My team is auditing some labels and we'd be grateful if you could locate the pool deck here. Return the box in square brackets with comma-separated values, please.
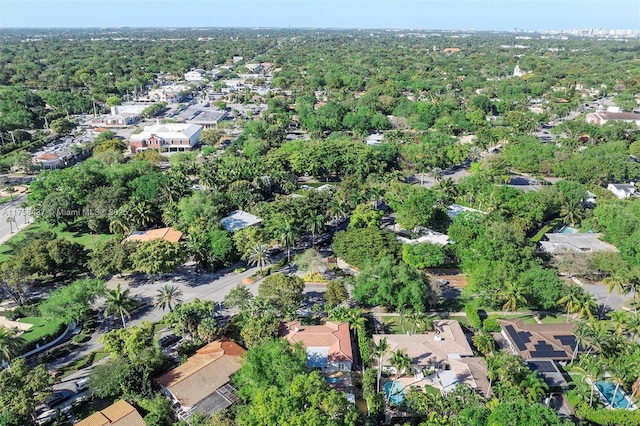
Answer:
[587, 378, 638, 410]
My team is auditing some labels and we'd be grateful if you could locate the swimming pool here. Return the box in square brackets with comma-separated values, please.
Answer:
[596, 381, 631, 409]
[384, 381, 406, 405]
[558, 226, 578, 234]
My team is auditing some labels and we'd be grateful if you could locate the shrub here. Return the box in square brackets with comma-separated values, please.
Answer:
[482, 315, 501, 333]
[568, 390, 640, 426]
[465, 301, 482, 330]
[234, 267, 247, 274]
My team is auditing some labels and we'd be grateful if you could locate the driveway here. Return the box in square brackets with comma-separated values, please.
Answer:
[579, 280, 635, 314]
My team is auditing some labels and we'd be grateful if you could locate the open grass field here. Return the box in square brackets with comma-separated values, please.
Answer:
[0, 220, 113, 262]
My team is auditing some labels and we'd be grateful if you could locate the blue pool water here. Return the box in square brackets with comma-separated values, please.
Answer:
[325, 377, 340, 384]
[384, 381, 406, 405]
[558, 226, 578, 234]
[596, 381, 630, 409]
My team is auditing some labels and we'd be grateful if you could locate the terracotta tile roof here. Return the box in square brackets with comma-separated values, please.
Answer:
[499, 319, 580, 360]
[122, 227, 183, 243]
[37, 153, 60, 161]
[281, 321, 353, 363]
[156, 339, 245, 409]
[75, 400, 145, 426]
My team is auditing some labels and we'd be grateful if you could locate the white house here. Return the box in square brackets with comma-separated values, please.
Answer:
[607, 183, 636, 199]
[129, 123, 202, 153]
[185, 69, 206, 82]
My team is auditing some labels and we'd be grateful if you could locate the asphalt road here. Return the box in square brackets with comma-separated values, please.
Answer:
[0, 194, 32, 245]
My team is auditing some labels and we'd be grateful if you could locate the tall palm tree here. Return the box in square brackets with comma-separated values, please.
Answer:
[0, 328, 25, 364]
[428, 167, 443, 183]
[154, 284, 184, 312]
[5, 216, 13, 234]
[368, 186, 384, 209]
[486, 354, 501, 398]
[435, 177, 457, 201]
[108, 212, 131, 236]
[626, 274, 640, 319]
[560, 198, 584, 227]
[388, 349, 412, 403]
[558, 285, 583, 322]
[373, 337, 390, 393]
[608, 358, 631, 409]
[574, 354, 603, 407]
[104, 283, 134, 328]
[601, 269, 630, 318]
[575, 292, 598, 320]
[131, 201, 154, 228]
[305, 212, 325, 247]
[500, 281, 527, 317]
[246, 243, 271, 274]
[327, 201, 345, 222]
[277, 221, 296, 263]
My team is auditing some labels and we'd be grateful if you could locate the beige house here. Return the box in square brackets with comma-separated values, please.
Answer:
[373, 320, 489, 395]
[75, 400, 145, 426]
[156, 339, 245, 421]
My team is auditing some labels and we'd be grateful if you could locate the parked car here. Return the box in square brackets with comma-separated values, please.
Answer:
[46, 390, 73, 408]
[75, 378, 89, 391]
[158, 334, 180, 348]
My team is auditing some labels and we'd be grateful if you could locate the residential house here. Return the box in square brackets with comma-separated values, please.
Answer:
[366, 133, 384, 146]
[281, 321, 353, 372]
[148, 84, 190, 103]
[607, 183, 636, 199]
[122, 227, 183, 244]
[185, 69, 206, 82]
[128, 123, 202, 153]
[373, 320, 490, 395]
[75, 400, 145, 426]
[156, 339, 245, 421]
[220, 210, 262, 233]
[92, 114, 139, 127]
[499, 319, 585, 361]
[586, 108, 640, 126]
[539, 233, 618, 255]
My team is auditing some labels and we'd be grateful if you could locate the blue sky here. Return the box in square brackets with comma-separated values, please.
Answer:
[0, 0, 638, 30]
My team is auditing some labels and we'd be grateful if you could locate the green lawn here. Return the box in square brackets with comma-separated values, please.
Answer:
[379, 315, 440, 334]
[0, 220, 113, 262]
[423, 384, 441, 396]
[19, 317, 65, 344]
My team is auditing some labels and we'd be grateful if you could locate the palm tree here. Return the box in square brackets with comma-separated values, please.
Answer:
[373, 337, 390, 393]
[435, 177, 457, 201]
[154, 284, 184, 312]
[626, 274, 640, 319]
[327, 201, 345, 222]
[108, 213, 131, 236]
[104, 283, 134, 328]
[131, 201, 154, 228]
[5, 216, 13, 234]
[0, 328, 25, 365]
[560, 198, 584, 227]
[277, 221, 296, 263]
[575, 292, 598, 320]
[305, 212, 325, 247]
[608, 358, 631, 409]
[428, 167, 443, 183]
[558, 285, 583, 322]
[368, 186, 384, 210]
[519, 371, 549, 403]
[388, 349, 412, 403]
[246, 243, 271, 274]
[500, 281, 527, 317]
[601, 269, 630, 318]
[486, 354, 500, 398]
[574, 354, 603, 407]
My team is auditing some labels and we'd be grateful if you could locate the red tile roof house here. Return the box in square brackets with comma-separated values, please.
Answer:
[281, 321, 353, 372]
[156, 339, 245, 421]
[129, 123, 202, 154]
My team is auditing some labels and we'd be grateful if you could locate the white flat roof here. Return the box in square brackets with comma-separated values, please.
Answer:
[220, 210, 262, 232]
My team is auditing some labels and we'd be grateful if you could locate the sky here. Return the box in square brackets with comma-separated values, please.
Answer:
[0, 0, 638, 31]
